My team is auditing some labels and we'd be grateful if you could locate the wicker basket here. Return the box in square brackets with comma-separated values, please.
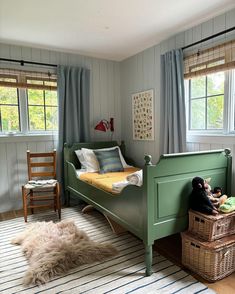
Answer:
[188, 209, 235, 241]
[181, 231, 235, 281]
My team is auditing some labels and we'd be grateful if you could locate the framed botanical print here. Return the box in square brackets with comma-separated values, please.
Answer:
[132, 89, 154, 140]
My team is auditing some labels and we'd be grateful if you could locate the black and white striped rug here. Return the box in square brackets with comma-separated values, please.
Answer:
[0, 207, 216, 294]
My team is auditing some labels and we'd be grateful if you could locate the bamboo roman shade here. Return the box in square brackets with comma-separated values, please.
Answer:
[0, 69, 57, 90]
[184, 39, 235, 79]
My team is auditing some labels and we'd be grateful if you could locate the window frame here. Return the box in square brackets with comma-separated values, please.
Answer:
[0, 71, 58, 136]
[186, 69, 235, 136]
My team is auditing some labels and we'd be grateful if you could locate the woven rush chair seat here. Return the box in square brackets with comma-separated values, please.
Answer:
[22, 150, 61, 222]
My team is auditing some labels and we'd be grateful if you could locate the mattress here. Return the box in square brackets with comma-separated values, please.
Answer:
[79, 167, 140, 194]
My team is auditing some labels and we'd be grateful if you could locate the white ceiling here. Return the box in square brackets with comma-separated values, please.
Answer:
[0, 0, 235, 61]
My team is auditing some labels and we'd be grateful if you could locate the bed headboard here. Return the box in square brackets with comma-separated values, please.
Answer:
[64, 141, 125, 169]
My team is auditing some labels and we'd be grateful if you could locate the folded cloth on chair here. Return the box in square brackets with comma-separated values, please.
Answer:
[25, 179, 57, 189]
[126, 170, 143, 186]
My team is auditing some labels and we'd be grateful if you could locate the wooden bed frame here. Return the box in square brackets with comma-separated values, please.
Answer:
[64, 141, 232, 276]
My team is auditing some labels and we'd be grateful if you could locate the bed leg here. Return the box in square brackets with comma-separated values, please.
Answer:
[145, 245, 153, 276]
[66, 190, 70, 206]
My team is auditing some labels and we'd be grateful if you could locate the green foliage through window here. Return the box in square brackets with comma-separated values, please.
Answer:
[0, 85, 20, 132]
[27, 89, 58, 131]
[189, 72, 224, 130]
[0, 73, 58, 134]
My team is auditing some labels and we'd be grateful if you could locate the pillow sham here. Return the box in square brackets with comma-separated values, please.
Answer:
[79, 146, 131, 172]
[74, 150, 87, 169]
[93, 148, 124, 174]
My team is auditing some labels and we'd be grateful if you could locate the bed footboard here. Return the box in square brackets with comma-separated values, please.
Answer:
[143, 149, 232, 243]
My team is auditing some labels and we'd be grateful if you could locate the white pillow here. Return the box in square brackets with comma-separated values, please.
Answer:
[80, 148, 99, 172]
[74, 150, 87, 170]
[75, 146, 131, 172]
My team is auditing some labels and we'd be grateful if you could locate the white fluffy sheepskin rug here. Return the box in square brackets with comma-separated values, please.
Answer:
[11, 219, 118, 286]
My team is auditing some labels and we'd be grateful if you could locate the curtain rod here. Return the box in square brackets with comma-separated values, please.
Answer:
[0, 57, 57, 68]
[182, 26, 235, 50]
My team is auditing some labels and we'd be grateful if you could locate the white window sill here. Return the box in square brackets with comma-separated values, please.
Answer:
[187, 132, 235, 144]
[0, 133, 58, 143]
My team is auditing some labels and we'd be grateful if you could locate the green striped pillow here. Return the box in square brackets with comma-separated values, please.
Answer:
[94, 148, 124, 174]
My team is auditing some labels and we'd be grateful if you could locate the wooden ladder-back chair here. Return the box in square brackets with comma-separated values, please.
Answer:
[22, 150, 61, 222]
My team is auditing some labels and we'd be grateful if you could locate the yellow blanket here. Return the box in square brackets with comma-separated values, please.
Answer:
[79, 167, 140, 194]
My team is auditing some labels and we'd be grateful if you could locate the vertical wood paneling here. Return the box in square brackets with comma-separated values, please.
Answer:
[9, 45, 22, 59]
[120, 7, 235, 169]
[160, 40, 168, 54]
[49, 50, 60, 65]
[143, 47, 155, 161]
[154, 44, 161, 162]
[192, 25, 202, 43]
[113, 62, 121, 141]
[184, 28, 193, 48]
[6, 143, 19, 210]
[0, 43, 10, 58]
[16, 142, 28, 180]
[0, 40, 121, 212]
[40, 49, 50, 64]
[21, 46, 32, 61]
[0, 144, 10, 211]
[59, 52, 69, 65]
[213, 14, 226, 44]
[0, 138, 57, 213]
[225, 10, 235, 29]
[31, 47, 41, 62]
[175, 32, 185, 49]
[167, 37, 176, 51]
[1, 8, 235, 212]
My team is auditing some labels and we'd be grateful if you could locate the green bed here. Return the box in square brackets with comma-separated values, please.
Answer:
[64, 141, 232, 276]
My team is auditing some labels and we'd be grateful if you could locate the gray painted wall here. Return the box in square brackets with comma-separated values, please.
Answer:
[0, 43, 121, 142]
[1, 8, 235, 212]
[120, 9, 235, 166]
[0, 44, 121, 212]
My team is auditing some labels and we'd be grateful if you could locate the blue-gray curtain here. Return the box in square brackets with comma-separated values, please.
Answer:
[57, 65, 90, 200]
[160, 49, 186, 154]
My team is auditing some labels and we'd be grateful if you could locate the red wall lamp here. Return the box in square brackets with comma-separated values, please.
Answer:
[94, 118, 114, 132]
[94, 118, 114, 139]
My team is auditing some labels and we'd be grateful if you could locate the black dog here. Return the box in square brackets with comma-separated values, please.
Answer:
[190, 177, 218, 215]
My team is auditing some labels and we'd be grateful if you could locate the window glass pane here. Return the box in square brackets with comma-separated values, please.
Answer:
[0, 86, 18, 104]
[1, 105, 20, 131]
[46, 106, 58, 130]
[45, 90, 57, 106]
[207, 72, 224, 96]
[207, 95, 223, 129]
[191, 98, 205, 129]
[27, 89, 44, 105]
[191, 76, 206, 98]
[28, 106, 45, 130]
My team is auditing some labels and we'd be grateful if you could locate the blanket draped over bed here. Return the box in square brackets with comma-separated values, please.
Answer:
[64, 141, 232, 276]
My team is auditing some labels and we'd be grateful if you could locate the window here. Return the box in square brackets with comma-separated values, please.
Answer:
[0, 76, 20, 132]
[188, 72, 225, 131]
[0, 70, 58, 134]
[184, 39, 235, 134]
[185, 70, 235, 134]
